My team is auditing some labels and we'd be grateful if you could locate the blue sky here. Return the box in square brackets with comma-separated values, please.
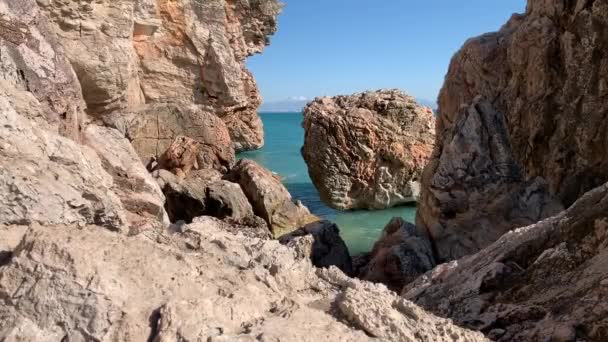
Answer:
[248, 0, 526, 106]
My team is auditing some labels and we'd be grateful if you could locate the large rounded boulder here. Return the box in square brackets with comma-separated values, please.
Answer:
[302, 89, 435, 210]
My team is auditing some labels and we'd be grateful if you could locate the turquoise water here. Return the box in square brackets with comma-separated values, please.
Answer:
[238, 112, 417, 254]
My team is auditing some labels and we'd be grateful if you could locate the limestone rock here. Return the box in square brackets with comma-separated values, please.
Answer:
[405, 181, 608, 341]
[358, 217, 435, 292]
[228, 159, 319, 237]
[0, 0, 85, 140]
[39, 0, 282, 150]
[434, 0, 608, 207]
[206, 180, 255, 223]
[0, 89, 127, 231]
[112, 103, 235, 171]
[302, 89, 435, 210]
[0, 225, 27, 267]
[418, 98, 563, 261]
[279, 220, 353, 276]
[84, 125, 169, 233]
[0, 222, 487, 341]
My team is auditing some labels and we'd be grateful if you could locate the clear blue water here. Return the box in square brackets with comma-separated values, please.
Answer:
[238, 112, 417, 254]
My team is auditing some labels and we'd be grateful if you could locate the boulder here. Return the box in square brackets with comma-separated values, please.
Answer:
[38, 0, 283, 150]
[405, 181, 608, 341]
[228, 159, 319, 237]
[206, 180, 256, 223]
[418, 98, 564, 261]
[112, 103, 235, 171]
[358, 217, 436, 292]
[279, 220, 353, 276]
[302, 89, 435, 210]
[0, 222, 487, 341]
[434, 0, 608, 207]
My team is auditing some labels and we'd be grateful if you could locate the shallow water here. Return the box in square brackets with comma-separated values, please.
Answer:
[238, 112, 417, 254]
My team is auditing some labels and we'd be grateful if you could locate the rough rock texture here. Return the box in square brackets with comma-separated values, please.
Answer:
[38, 0, 282, 150]
[113, 103, 235, 170]
[418, 98, 564, 261]
[228, 159, 319, 237]
[0, 88, 127, 231]
[0, 0, 85, 140]
[406, 181, 608, 341]
[279, 220, 353, 276]
[358, 217, 436, 292]
[302, 89, 435, 210]
[0, 222, 487, 341]
[432, 0, 608, 207]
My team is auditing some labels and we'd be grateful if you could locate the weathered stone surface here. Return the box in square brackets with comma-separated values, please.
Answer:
[39, 0, 282, 150]
[302, 89, 435, 210]
[406, 182, 608, 341]
[0, 225, 27, 267]
[279, 220, 353, 276]
[0, 0, 85, 140]
[111, 103, 235, 171]
[358, 217, 435, 292]
[418, 98, 563, 261]
[434, 0, 608, 207]
[0, 90, 127, 231]
[0, 222, 487, 341]
[206, 180, 255, 222]
[84, 125, 169, 233]
[228, 159, 319, 237]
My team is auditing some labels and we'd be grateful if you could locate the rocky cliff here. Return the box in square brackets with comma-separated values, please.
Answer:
[302, 90, 435, 210]
[417, 0, 608, 261]
[37, 0, 281, 152]
[0, 1, 489, 340]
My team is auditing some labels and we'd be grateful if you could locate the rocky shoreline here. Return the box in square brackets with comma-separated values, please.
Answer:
[2, 0, 608, 340]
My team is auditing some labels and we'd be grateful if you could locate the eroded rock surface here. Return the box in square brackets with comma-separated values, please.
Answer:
[279, 220, 353, 276]
[0, 222, 487, 341]
[302, 90, 435, 210]
[358, 217, 435, 292]
[38, 0, 282, 150]
[228, 159, 319, 237]
[418, 98, 563, 261]
[406, 182, 608, 341]
[434, 0, 608, 207]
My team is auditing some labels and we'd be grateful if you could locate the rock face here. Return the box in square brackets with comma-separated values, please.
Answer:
[38, 0, 282, 150]
[0, 0, 85, 140]
[358, 217, 436, 292]
[112, 103, 236, 170]
[279, 220, 354, 276]
[228, 159, 319, 237]
[302, 89, 435, 210]
[418, 98, 563, 261]
[0, 222, 487, 341]
[406, 181, 608, 341]
[432, 1, 608, 207]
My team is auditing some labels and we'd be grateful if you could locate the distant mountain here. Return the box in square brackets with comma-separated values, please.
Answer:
[260, 97, 309, 113]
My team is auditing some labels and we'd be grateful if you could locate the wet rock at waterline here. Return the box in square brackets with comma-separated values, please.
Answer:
[302, 89, 435, 210]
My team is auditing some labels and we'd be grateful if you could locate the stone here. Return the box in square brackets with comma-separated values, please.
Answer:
[206, 180, 255, 223]
[228, 159, 319, 237]
[417, 98, 564, 261]
[405, 182, 608, 341]
[302, 89, 435, 210]
[0, 88, 127, 231]
[279, 220, 353, 276]
[84, 125, 169, 233]
[0, 0, 85, 140]
[0, 225, 27, 267]
[39, 0, 283, 150]
[149, 135, 202, 179]
[434, 0, 608, 207]
[111, 103, 235, 171]
[0, 222, 487, 341]
[358, 217, 436, 291]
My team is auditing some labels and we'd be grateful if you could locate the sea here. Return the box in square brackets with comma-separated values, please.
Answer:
[238, 112, 417, 255]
